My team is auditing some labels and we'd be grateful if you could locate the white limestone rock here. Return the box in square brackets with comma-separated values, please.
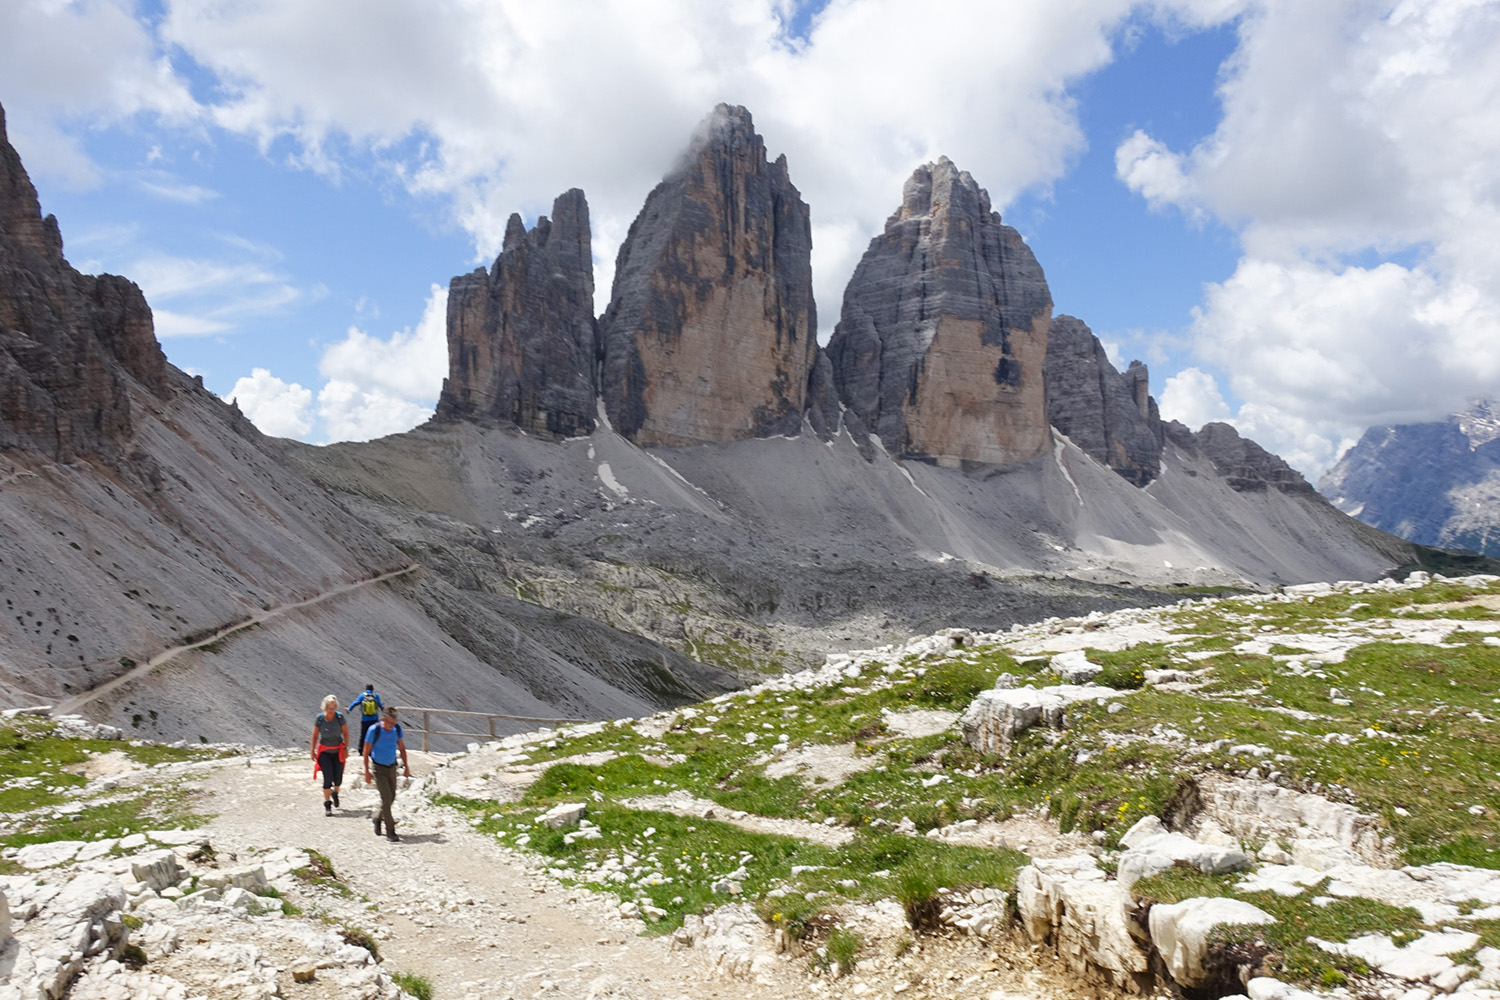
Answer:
[1246, 976, 1328, 1000]
[1051, 650, 1101, 684]
[199, 864, 266, 893]
[537, 802, 587, 830]
[960, 683, 1127, 754]
[1195, 778, 1389, 864]
[1290, 838, 1364, 871]
[1117, 816, 1251, 890]
[1235, 864, 1323, 897]
[1149, 896, 1275, 988]
[13, 842, 85, 870]
[1313, 929, 1480, 983]
[671, 903, 772, 977]
[128, 850, 183, 893]
[937, 887, 1008, 940]
[1015, 855, 1147, 987]
[3, 872, 127, 1000]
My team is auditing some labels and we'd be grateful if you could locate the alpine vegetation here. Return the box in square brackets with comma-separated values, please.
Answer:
[425, 571, 1500, 998]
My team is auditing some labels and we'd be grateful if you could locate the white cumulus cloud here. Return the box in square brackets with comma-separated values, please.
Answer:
[310, 283, 448, 442]
[228, 368, 313, 438]
[1119, 0, 1500, 477]
[317, 381, 432, 444]
[0, 0, 198, 187]
[319, 283, 448, 402]
[1158, 367, 1232, 429]
[153, 0, 1250, 330]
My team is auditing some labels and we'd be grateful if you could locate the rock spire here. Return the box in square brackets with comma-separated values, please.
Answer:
[436, 189, 598, 438]
[599, 104, 818, 446]
[1044, 315, 1164, 486]
[0, 101, 166, 464]
[826, 157, 1052, 467]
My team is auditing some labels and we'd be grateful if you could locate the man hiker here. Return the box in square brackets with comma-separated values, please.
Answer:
[348, 684, 383, 753]
[310, 695, 349, 816]
[362, 706, 410, 841]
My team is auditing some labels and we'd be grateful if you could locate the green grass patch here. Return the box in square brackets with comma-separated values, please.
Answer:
[823, 925, 862, 975]
[294, 849, 352, 897]
[0, 716, 227, 829]
[392, 971, 434, 1000]
[444, 796, 1024, 935]
[338, 922, 381, 960]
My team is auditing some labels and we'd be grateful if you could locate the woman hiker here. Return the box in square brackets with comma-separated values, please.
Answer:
[362, 706, 411, 841]
[310, 695, 349, 816]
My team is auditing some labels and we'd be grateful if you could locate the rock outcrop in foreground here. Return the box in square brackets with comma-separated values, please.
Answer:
[1319, 398, 1500, 556]
[1045, 314, 1164, 486]
[827, 157, 1051, 467]
[0, 103, 166, 465]
[599, 104, 817, 446]
[436, 189, 598, 437]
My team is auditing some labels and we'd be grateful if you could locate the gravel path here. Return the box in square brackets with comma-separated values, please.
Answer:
[197, 753, 1069, 1000]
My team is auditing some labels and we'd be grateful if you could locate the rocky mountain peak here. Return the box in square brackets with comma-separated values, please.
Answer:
[1319, 397, 1500, 556]
[894, 155, 988, 227]
[1456, 396, 1500, 448]
[599, 104, 817, 446]
[826, 158, 1051, 467]
[1172, 421, 1315, 495]
[0, 104, 64, 265]
[1044, 314, 1164, 486]
[436, 188, 598, 438]
[0, 101, 167, 464]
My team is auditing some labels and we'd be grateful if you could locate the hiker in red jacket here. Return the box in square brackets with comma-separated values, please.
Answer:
[311, 695, 349, 816]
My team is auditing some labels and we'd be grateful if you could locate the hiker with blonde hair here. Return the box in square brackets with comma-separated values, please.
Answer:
[311, 694, 349, 817]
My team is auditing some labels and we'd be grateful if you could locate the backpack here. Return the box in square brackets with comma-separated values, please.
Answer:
[361, 693, 378, 716]
[367, 723, 402, 753]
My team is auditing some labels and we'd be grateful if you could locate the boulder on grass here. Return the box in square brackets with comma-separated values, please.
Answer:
[1149, 896, 1275, 988]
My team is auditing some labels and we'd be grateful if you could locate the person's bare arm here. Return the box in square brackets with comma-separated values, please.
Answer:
[397, 737, 411, 777]
[310, 725, 319, 759]
[362, 738, 374, 783]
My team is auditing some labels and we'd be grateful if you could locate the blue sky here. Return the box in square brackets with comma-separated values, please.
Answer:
[3, 1, 1498, 478]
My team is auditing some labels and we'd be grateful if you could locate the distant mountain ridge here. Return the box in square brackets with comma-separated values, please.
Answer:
[1319, 398, 1500, 556]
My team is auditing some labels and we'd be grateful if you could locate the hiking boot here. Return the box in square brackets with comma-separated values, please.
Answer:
[386, 828, 400, 842]
[374, 817, 383, 836]
[324, 800, 332, 816]
[331, 789, 340, 808]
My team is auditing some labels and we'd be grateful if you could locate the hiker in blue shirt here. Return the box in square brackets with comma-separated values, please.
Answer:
[362, 706, 411, 841]
[347, 684, 383, 753]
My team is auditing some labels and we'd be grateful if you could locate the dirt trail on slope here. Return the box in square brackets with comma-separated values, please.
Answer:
[198, 754, 1067, 1000]
[53, 564, 420, 716]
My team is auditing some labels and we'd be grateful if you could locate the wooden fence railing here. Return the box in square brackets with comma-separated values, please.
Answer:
[397, 707, 589, 752]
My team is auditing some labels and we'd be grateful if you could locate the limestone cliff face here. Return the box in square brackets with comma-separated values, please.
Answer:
[1045, 315, 1164, 486]
[0, 102, 166, 463]
[826, 158, 1051, 467]
[437, 189, 597, 438]
[599, 105, 817, 446]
